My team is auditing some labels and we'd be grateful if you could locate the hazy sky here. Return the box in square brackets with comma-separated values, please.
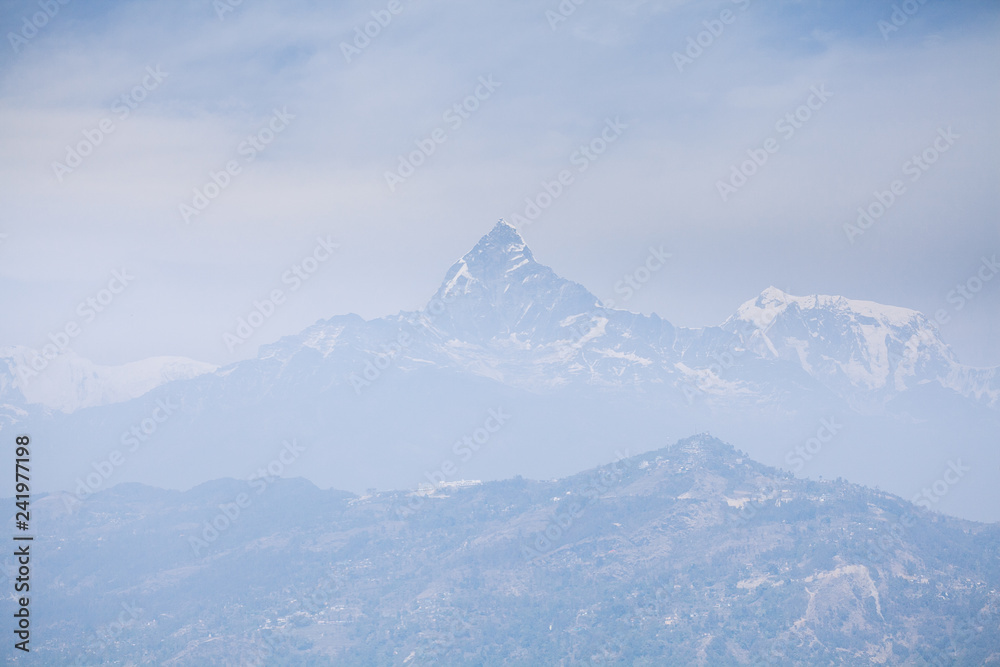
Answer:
[1, 0, 998, 367]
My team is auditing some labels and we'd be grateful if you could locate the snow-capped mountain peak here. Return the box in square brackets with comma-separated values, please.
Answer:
[425, 220, 602, 343]
[723, 287, 967, 403]
[246, 224, 996, 408]
[6, 222, 998, 522]
[433, 219, 536, 300]
[735, 286, 924, 331]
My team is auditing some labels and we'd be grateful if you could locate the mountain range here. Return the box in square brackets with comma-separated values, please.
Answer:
[4, 434, 998, 665]
[3, 220, 998, 520]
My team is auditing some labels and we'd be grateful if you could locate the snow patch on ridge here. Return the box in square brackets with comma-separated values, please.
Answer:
[736, 287, 921, 330]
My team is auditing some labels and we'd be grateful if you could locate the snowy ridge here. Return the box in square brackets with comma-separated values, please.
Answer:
[214, 225, 991, 412]
[0, 346, 216, 413]
[229, 225, 998, 406]
[734, 286, 923, 330]
[2, 222, 996, 417]
[4, 221, 999, 522]
[720, 286, 996, 406]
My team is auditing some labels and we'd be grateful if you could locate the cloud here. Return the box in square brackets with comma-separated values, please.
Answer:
[0, 0, 997, 366]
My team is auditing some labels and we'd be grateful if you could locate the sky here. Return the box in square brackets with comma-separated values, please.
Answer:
[0, 0, 998, 368]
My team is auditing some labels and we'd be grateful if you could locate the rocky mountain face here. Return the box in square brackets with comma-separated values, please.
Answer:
[6, 221, 1000, 520]
[7, 435, 998, 665]
[244, 221, 997, 404]
[721, 287, 998, 411]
